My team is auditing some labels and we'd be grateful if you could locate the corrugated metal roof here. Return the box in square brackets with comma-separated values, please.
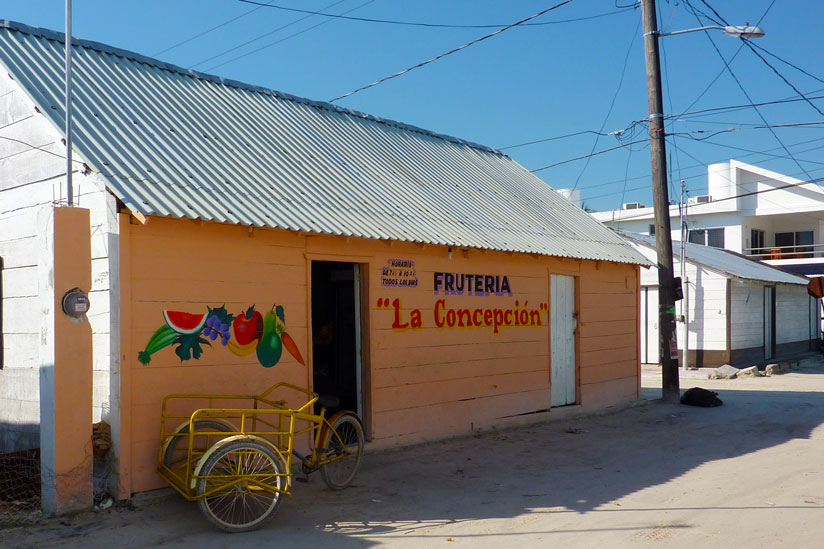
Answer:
[620, 232, 808, 285]
[0, 20, 649, 265]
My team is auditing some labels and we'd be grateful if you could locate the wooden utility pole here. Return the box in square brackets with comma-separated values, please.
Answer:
[641, 0, 680, 403]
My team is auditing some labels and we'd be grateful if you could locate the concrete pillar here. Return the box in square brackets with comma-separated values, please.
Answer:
[38, 206, 93, 515]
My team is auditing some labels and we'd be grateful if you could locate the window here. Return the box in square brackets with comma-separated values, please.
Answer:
[775, 231, 814, 258]
[648, 224, 655, 235]
[707, 228, 724, 248]
[750, 229, 765, 255]
[688, 228, 724, 248]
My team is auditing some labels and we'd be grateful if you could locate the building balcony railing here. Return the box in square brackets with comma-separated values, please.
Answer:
[745, 244, 822, 260]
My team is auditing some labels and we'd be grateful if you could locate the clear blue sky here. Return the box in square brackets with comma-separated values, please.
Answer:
[4, 1, 823, 211]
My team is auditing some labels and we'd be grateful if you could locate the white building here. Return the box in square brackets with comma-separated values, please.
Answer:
[623, 233, 817, 368]
[592, 160, 824, 277]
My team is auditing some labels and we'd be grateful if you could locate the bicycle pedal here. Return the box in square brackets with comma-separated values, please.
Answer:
[295, 477, 309, 483]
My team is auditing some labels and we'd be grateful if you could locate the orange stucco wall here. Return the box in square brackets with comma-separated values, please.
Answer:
[49, 207, 94, 512]
[120, 215, 639, 495]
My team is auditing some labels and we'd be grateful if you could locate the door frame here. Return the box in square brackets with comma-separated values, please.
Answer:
[763, 285, 776, 360]
[549, 273, 579, 407]
[306, 254, 371, 439]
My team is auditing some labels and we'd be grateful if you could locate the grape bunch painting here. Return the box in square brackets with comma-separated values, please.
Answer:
[138, 304, 305, 368]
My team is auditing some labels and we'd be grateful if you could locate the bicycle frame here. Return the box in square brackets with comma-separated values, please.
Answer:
[157, 382, 351, 502]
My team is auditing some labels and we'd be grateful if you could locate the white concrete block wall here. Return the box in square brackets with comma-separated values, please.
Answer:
[730, 281, 765, 350]
[637, 246, 729, 351]
[776, 284, 813, 345]
[0, 70, 117, 451]
[684, 266, 727, 351]
[80, 182, 120, 425]
[0, 70, 61, 451]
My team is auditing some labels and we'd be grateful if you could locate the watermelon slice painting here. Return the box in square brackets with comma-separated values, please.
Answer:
[137, 303, 304, 369]
[163, 310, 207, 334]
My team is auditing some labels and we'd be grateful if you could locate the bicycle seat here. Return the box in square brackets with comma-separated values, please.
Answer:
[317, 394, 340, 410]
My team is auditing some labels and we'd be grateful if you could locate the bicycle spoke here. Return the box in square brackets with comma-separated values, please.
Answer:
[197, 442, 284, 532]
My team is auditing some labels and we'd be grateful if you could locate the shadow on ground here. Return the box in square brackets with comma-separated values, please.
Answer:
[4, 378, 824, 548]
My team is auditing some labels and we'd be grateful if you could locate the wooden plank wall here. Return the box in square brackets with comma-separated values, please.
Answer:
[124, 217, 640, 493]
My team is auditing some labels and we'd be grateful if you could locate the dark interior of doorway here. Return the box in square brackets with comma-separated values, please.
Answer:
[311, 261, 359, 416]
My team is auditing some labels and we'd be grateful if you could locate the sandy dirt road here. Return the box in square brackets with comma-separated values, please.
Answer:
[3, 357, 824, 548]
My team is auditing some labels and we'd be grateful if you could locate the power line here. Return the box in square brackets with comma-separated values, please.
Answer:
[674, 134, 824, 166]
[501, 94, 824, 152]
[235, 0, 632, 28]
[696, 0, 726, 26]
[659, 6, 682, 199]
[668, 139, 824, 223]
[499, 130, 613, 151]
[528, 121, 824, 177]
[741, 38, 824, 117]
[329, 0, 577, 103]
[191, 0, 349, 70]
[612, 147, 634, 227]
[152, 1, 275, 57]
[746, 41, 824, 87]
[530, 139, 648, 173]
[575, 136, 824, 194]
[570, 16, 641, 191]
[666, 93, 824, 122]
[669, 0, 774, 127]
[686, 2, 815, 182]
[588, 169, 824, 218]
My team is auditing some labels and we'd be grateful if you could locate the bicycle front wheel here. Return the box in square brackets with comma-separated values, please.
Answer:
[320, 412, 364, 490]
[195, 439, 285, 533]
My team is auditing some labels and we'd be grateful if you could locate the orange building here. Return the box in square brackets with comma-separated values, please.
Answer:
[0, 21, 649, 508]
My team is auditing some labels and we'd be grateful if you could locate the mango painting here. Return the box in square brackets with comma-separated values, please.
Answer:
[137, 304, 305, 368]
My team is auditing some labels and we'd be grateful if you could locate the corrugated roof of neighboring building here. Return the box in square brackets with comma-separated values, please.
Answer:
[0, 20, 649, 265]
[620, 232, 808, 285]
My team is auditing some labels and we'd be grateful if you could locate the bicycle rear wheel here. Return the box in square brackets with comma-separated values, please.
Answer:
[162, 419, 233, 470]
[195, 439, 285, 533]
[320, 412, 364, 490]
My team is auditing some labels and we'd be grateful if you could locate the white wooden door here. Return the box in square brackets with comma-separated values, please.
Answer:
[641, 287, 659, 364]
[551, 274, 576, 407]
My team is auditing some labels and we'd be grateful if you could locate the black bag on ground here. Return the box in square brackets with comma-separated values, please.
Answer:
[680, 387, 723, 407]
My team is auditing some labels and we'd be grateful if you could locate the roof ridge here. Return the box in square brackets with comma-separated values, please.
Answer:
[0, 19, 503, 156]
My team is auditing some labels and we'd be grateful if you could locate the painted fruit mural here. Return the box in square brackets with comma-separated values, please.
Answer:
[138, 304, 305, 368]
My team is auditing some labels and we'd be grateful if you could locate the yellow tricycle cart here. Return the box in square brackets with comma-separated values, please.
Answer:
[157, 382, 364, 532]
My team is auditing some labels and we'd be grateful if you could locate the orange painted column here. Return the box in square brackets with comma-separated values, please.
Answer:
[39, 207, 94, 514]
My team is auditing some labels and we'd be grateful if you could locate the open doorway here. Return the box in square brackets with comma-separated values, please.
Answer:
[764, 285, 776, 360]
[311, 261, 363, 418]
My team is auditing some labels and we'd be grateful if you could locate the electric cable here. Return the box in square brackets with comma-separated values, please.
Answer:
[740, 38, 824, 117]
[668, 140, 824, 223]
[329, 0, 577, 103]
[591, 171, 824, 222]
[235, 0, 632, 28]
[499, 130, 614, 151]
[570, 16, 641, 191]
[530, 139, 648, 173]
[190, 0, 349, 70]
[686, 5, 815, 182]
[152, 1, 275, 56]
[746, 41, 824, 87]
[573, 136, 824, 194]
